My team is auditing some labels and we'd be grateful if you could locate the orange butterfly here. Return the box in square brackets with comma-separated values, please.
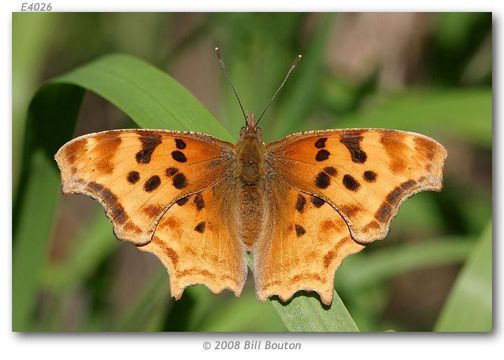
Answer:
[55, 49, 447, 305]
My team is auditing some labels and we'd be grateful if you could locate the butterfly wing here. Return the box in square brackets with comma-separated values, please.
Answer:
[137, 180, 247, 298]
[266, 128, 447, 244]
[254, 178, 364, 305]
[56, 129, 246, 298]
[55, 129, 234, 245]
[253, 128, 446, 304]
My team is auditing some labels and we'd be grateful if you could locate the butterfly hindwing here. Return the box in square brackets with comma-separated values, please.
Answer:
[254, 180, 364, 305]
[267, 128, 447, 245]
[55, 129, 235, 245]
[138, 180, 247, 298]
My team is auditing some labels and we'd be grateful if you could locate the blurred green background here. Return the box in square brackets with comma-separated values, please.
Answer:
[12, 12, 492, 332]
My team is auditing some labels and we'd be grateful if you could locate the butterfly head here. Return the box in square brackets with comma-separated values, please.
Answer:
[240, 113, 262, 139]
[215, 47, 300, 142]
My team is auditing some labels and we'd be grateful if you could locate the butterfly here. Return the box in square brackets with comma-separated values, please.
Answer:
[54, 49, 447, 305]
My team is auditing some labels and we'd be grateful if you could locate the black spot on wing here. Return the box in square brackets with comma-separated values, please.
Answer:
[172, 173, 188, 189]
[315, 172, 331, 189]
[175, 138, 187, 150]
[342, 174, 360, 191]
[171, 151, 187, 163]
[340, 132, 367, 163]
[144, 175, 161, 192]
[194, 221, 206, 233]
[315, 149, 330, 161]
[363, 170, 377, 182]
[176, 197, 189, 206]
[136, 133, 162, 164]
[315, 138, 327, 148]
[295, 224, 306, 237]
[310, 196, 325, 208]
[127, 171, 140, 184]
[193, 193, 205, 210]
[295, 194, 306, 213]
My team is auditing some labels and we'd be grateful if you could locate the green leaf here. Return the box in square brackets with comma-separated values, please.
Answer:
[54, 54, 233, 140]
[338, 89, 492, 147]
[338, 237, 475, 291]
[13, 13, 59, 192]
[271, 293, 359, 332]
[435, 222, 492, 332]
[198, 291, 286, 332]
[12, 151, 60, 330]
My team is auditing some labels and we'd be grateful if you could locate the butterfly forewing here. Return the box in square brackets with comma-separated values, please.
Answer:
[267, 129, 447, 245]
[55, 129, 235, 246]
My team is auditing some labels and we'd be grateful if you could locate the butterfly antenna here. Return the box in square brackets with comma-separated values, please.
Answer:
[215, 47, 247, 124]
[256, 54, 302, 127]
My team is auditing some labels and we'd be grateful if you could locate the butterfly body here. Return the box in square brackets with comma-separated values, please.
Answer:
[235, 115, 269, 249]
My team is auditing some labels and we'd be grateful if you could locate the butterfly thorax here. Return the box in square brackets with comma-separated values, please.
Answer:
[235, 117, 268, 249]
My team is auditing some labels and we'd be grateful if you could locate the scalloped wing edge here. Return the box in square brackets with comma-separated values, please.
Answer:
[137, 237, 248, 300]
[254, 236, 364, 305]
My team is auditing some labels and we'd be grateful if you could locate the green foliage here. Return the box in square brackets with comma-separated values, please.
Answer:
[338, 89, 492, 147]
[12, 151, 60, 330]
[271, 294, 359, 332]
[435, 222, 492, 332]
[12, 12, 492, 332]
[338, 238, 475, 291]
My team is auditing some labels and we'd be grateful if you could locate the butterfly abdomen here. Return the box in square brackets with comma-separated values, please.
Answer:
[239, 185, 266, 249]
